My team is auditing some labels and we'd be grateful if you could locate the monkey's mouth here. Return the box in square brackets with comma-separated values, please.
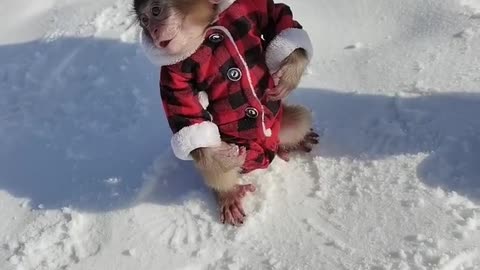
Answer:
[159, 39, 172, 48]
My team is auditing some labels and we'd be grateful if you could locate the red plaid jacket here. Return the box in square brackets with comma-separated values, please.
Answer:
[140, 0, 313, 173]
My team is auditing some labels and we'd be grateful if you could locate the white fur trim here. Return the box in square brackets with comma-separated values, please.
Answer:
[265, 28, 313, 73]
[198, 91, 209, 109]
[171, 122, 222, 160]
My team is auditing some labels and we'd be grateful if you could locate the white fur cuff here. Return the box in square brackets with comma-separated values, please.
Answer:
[265, 28, 314, 73]
[171, 122, 222, 160]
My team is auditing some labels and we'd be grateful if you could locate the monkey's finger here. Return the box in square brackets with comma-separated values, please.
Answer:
[216, 143, 238, 156]
[272, 68, 285, 85]
[224, 208, 235, 225]
[230, 205, 244, 225]
[242, 184, 256, 193]
[236, 146, 247, 159]
[238, 146, 247, 156]
[269, 86, 290, 101]
[268, 83, 293, 100]
[236, 186, 249, 198]
[266, 86, 281, 95]
[273, 77, 280, 86]
[220, 213, 225, 224]
[277, 81, 294, 95]
[235, 201, 246, 217]
[235, 154, 247, 167]
[236, 147, 246, 162]
[273, 68, 284, 78]
[220, 206, 226, 223]
[267, 86, 284, 99]
[237, 186, 251, 198]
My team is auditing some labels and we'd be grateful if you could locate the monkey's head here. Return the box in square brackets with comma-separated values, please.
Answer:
[133, 0, 219, 56]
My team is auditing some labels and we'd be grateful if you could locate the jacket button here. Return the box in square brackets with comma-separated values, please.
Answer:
[245, 107, 258, 118]
[209, 33, 224, 43]
[227, 68, 242, 81]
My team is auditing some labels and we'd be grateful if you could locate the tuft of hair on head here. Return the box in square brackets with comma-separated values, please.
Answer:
[132, 0, 145, 14]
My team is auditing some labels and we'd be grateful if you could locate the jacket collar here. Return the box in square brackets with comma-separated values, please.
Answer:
[139, 0, 236, 67]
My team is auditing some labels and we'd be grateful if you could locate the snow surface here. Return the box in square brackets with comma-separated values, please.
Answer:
[1, 0, 480, 269]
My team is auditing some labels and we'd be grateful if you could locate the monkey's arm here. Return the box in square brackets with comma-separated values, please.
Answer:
[160, 65, 246, 193]
[253, 0, 314, 74]
[160, 65, 222, 160]
[247, 0, 313, 100]
[161, 66, 252, 226]
[191, 142, 246, 192]
[267, 47, 309, 101]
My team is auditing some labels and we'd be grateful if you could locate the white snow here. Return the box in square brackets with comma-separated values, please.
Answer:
[1, 0, 480, 269]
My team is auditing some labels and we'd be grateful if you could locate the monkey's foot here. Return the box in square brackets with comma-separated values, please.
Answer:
[215, 184, 256, 226]
[278, 130, 320, 161]
[302, 130, 320, 150]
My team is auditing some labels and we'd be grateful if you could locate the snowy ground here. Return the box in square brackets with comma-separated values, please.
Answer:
[1, 0, 480, 269]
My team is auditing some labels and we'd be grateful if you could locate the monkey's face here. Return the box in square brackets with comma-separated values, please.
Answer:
[134, 0, 215, 55]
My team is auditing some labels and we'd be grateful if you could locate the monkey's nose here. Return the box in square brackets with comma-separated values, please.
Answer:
[148, 25, 160, 39]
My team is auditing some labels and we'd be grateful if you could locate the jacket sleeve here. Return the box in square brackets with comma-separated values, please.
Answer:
[160, 65, 221, 160]
[253, 0, 314, 73]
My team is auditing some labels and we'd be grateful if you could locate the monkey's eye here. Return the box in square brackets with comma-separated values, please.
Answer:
[140, 15, 149, 27]
[151, 6, 161, 17]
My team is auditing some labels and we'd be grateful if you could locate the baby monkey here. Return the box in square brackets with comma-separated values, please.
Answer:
[134, 0, 317, 225]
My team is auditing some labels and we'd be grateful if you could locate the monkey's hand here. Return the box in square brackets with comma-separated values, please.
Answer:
[191, 143, 254, 226]
[216, 184, 256, 226]
[267, 48, 309, 101]
[191, 142, 247, 193]
[192, 142, 247, 171]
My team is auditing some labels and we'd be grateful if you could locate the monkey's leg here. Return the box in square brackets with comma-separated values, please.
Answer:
[278, 105, 319, 161]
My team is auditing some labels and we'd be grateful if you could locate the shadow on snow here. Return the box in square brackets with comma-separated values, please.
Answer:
[0, 37, 479, 213]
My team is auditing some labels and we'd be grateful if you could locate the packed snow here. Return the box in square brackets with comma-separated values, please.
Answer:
[1, 0, 480, 269]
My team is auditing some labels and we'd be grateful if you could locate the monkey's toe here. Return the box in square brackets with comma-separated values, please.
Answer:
[305, 131, 320, 143]
[307, 131, 320, 138]
[299, 142, 313, 153]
